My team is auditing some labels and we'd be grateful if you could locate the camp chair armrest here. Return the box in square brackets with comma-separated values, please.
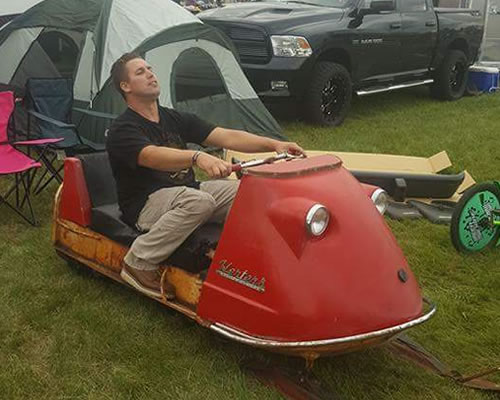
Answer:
[27, 109, 76, 129]
[73, 107, 117, 120]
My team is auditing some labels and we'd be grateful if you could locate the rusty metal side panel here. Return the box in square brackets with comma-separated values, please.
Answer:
[53, 186, 203, 310]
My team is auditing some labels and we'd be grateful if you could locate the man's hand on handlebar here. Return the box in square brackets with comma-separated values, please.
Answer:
[195, 152, 233, 178]
[274, 141, 306, 157]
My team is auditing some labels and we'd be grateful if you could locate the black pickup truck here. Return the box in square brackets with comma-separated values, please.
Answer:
[200, 0, 484, 126]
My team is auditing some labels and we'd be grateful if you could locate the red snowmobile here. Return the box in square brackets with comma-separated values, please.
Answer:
[52, 152, 435, 367]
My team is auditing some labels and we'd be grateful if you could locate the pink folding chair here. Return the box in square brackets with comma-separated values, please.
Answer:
[0, 91, 61, 225]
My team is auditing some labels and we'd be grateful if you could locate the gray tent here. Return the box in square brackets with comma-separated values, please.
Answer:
[0, 0, 283, 143]
[0, 0, 44, 15]
[0, 0, 44, 27]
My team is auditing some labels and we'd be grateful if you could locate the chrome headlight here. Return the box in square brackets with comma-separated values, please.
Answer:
[270, 35, 312, 57]
[371, 188, 389, 215]
[305, 204, 330, 237]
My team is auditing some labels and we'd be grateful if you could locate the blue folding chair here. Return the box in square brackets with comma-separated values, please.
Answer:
[25, 78, 115, 193]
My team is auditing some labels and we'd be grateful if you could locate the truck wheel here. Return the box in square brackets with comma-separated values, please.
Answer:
[303, 62, 352, 126]
[430, 50, 468, 101]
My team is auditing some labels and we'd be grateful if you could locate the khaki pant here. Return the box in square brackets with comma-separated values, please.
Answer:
[124, 180, 239, 271]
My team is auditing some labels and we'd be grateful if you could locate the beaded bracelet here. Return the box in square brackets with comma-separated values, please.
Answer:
[192, 151, 202, 166]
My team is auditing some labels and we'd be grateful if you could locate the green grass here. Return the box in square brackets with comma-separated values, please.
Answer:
[1, 88, 499, 399]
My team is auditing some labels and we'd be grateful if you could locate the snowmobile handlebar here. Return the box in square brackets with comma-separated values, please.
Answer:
[231, 152, 305, 172]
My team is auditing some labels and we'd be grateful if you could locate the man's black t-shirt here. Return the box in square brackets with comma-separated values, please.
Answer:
[106, 106, 215, 225]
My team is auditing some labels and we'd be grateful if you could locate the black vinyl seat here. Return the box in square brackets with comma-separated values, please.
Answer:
[91, 203, 139, 246]
[77, 152, 222, 273]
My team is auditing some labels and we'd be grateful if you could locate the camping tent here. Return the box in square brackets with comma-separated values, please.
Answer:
[1, 1, 45, 28]
[1, 0, 45, 16]
[0, 0, 283, 143]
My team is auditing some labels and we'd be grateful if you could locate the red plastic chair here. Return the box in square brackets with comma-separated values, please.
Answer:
[0, 91, 61, 225]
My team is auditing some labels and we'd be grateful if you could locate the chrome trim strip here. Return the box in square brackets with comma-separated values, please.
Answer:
[209, 298, 436, 348]
[357, 79, 434, 96]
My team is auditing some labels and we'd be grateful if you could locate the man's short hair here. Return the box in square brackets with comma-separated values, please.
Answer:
[110, 52, 142, 99]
